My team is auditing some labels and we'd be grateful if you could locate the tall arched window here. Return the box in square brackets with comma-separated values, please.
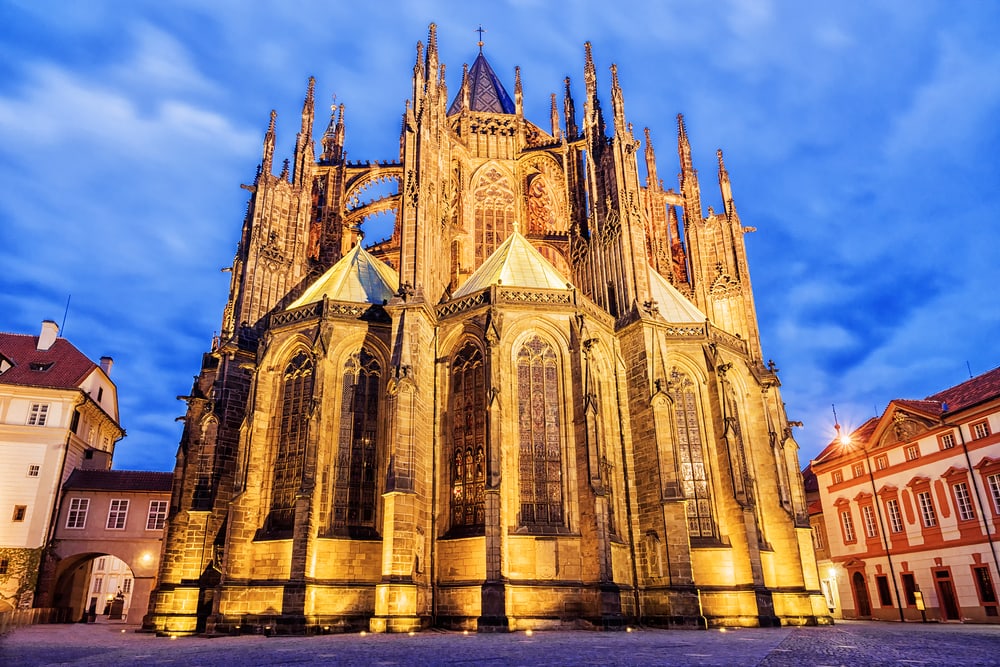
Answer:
[450, 343, 486, 532]
[668, 369, 715, 538]
[332, 348, 381, 536]
[517, 336, 563, 527]
[268, 351, 314, 532]
[474, 167, 515, 265]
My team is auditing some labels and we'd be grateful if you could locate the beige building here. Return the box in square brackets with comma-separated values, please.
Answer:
[808, 366, 1000, 622]
[145, 25, 828, 635]
[35, 469, 172, 622]
[0, 321, 123, 611]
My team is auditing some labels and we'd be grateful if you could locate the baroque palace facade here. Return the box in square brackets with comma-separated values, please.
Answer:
[144, 25, 828, 634]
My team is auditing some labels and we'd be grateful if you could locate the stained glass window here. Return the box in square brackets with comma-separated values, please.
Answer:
[450, 343, 486, 531]
[268, 351, 314, 531]
[474, 167, 515, 265]
[517, 336, 563, 526]
[669, 370, 715, 538]
[332, 349, 381, 536]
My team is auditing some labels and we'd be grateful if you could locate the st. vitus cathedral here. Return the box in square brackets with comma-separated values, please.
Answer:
[144, 25, 829, 634]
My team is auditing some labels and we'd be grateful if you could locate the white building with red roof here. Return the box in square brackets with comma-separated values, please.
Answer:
[0, 321, 124, 611]
[807, 366, 1000, 622]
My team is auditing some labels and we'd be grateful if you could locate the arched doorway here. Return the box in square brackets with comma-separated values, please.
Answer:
[852, 571, 872, 618]
[51, 553, 137, 623]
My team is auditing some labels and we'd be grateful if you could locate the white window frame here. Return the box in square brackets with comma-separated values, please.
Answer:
[917, 491, 937, 528]
[973, 420, 991, 440]
[988, 473, 1000, 515]
[939, 432, 955, 450]
[146, 500, 168, 531]
[905, 445, 919, 461]
[862, 505, 878, 538]
[852, 463, 865, 479]
[106, 499, 129, 530]
[954, 482, 975, 521]
[841, 510, 856, 542]
[27, 403, 49, 426]
[27, 464, 40, 477]
[886, 498, 904, 533]
[66, 498, 90, 529]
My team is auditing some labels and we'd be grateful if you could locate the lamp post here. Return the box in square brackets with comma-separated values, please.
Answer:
[836, 422, 906, 622]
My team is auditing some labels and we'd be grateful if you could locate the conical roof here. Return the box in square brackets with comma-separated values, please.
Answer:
[448, 52, 515, 116]
[288, 243, 398, 308]
[452, 231, 571, 298]
[647, 266, 706, 323]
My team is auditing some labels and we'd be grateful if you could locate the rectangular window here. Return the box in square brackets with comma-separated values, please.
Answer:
[12, 505, 27, 522]
[841, 510, 856, 542]
[875, 455, 889, 471]
[813, 526, 825, 550]
[886, 498, 904, 533]
[66, 498, 90, 529]
[905, 445, 920, 461]
[832, 470, 843, 484]
[901, 573, 917, 605]
[938, 432, 956, 450]
[973, 420, 991, 440]
[27, 403, 49, 426]
[27, 464, 40, 477]
[954, 482, 976, 521]
[852, 463, 865, 479]
[862, 505, 879, 538]
[106, 499, 129, 530]
[917, 491, 937, 527]
[96, 557, 106, 571]
[876, 575, 893, 606]
[989, 473, 1000, 514]
[146, 500, 168, 530]
[122, 578, 132, 594]
[70, 409, 81, 433]
[974, 566, 997, 603]
[93, 576, 102, 593]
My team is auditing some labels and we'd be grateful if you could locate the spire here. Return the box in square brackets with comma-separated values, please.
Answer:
[447, 50, 514, 115]
[260, 110, 277, 179]
[644, 127, 659, 191]
[294, 77, 316, 185]
[280, 158, 289, 182]
[426, 23, 439, 91]
[460, 63, 470, 111]
[514, 66, 523, 117]
[563, 77, 578, 139]
[677, 113, 694, 173]
[322, 102, 345, 163]
[550, 93, 559, 137]
[717, 148, 734, 216]
[412, 39, 425, 115]
[583, 42, 605, 141]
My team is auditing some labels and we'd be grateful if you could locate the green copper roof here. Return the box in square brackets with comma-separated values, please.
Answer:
[647, 266, 705, 323]
[452, 230, 572, 298]
[288, 243, 398, 307]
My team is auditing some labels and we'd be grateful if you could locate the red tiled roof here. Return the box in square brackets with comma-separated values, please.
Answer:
[807, 499, 823, 516]
[0, 333, 98, 389]
[927, 365, 1000, 414]
[63, 469, 173, 492]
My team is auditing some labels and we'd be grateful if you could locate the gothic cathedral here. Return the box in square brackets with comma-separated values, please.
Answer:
[144, 25, 830, 634]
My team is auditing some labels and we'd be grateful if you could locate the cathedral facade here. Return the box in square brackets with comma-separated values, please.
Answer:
[144, 25, 829, 634]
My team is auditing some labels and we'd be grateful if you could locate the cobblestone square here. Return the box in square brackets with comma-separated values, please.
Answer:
[2, 620, 999, 666]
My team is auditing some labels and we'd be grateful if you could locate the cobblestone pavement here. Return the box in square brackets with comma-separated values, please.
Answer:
[2, 620, 999, 666]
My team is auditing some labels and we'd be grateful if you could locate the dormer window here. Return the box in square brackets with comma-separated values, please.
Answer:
[29, 361, 54, 372]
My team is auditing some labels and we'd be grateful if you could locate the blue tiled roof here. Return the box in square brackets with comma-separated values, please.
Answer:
[448, 52, 514, 115]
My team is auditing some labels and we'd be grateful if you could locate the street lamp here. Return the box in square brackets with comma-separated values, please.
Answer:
[835, 420, 906, 622]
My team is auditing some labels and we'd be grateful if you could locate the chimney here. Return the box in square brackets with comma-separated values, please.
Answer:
[100, 356, 114, 376]
[37, 320, 59, 351]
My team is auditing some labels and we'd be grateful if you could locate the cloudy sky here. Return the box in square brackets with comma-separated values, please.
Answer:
[2, 1, 998, 472]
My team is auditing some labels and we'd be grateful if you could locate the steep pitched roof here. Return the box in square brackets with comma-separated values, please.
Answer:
[452, 231, 572, 298]
[289, 242, 398, 308]
[647, 267, 706, 323]
[448, 52, 515, 116]
[63, 469, 173, 492]
[928, 365, 1000, 414]
[0, 333, 98, 389]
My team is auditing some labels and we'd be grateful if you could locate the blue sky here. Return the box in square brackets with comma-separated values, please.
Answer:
[2, 1, 998, 472]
